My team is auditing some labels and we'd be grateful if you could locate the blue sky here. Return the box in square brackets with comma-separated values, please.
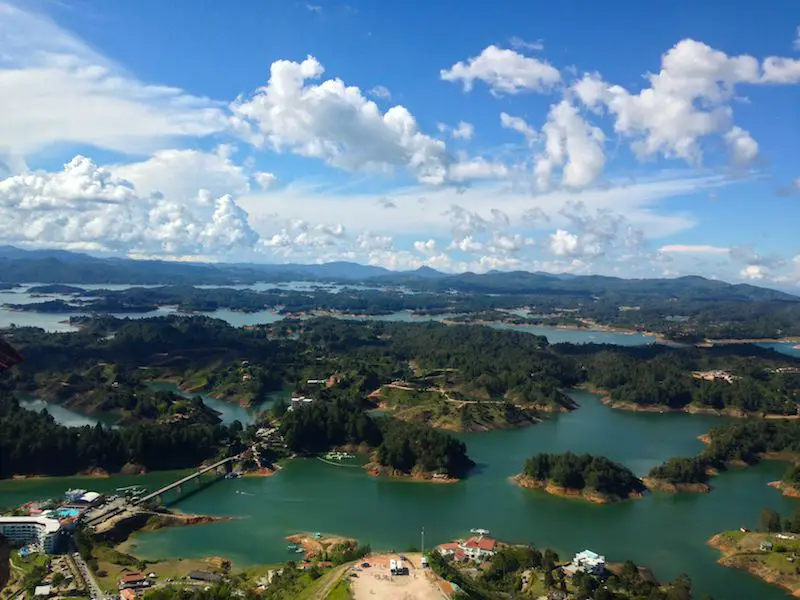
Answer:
[0, 0, 799, 288]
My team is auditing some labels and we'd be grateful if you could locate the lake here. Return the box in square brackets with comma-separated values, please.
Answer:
[2, 390, 796, 599]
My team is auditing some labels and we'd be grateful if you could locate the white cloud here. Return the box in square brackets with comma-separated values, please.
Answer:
[794, 26, 800, 51]
[112, 147, 252, 202]
[231, 55, 452, 185]
[724, 126, 758, 164]
[573, 39, 800, 166]
[534, 100, 606, 189]
[447, 157, 510, 182]
[254, 172, 277, 190]
[509, 37, 544, 52]
[452, 121, 475, 140]
[0, 155, 258, 257]
[740, 264, 770, 280]
[370, 85, 391, 100]
[500, 112, 537, 143]
[356, 231, 393, 251]
[440, 45, 561, 95]
[548, 229, 580, 256]
[413, 239, 437, 255]
[659, 244, 729, 254]
[448, 236, 483, 252]
[0, 2, 234, 157]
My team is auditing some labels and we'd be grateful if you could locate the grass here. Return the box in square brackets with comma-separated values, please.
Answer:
[325, 578, 353, 600]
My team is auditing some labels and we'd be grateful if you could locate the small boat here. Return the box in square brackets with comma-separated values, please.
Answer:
[295, 548, 305, 553]
[287, 544, 298, 551]
[470, 528, 490, 535]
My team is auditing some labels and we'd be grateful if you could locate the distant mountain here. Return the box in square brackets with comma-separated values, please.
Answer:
[0, 245, 796, 302]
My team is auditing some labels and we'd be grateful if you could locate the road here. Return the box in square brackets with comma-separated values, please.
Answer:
[308, 562, 355, 600]
[72, 552, 108, 600]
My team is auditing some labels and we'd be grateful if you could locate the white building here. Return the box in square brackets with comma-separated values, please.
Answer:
[0, 516, 62, 553]
[570, 549, 605, 575]
[288, 396, 314, 411]
[460, 536, 497, 560]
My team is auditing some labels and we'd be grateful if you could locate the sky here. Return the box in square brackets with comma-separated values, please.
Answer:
[0, 1, 799, 288]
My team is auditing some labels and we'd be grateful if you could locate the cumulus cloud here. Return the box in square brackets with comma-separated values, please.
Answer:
[452, 121, 475, 140]
[534, 100, 606, 189]
[0, 156, 259, 257]
[0, 2, 234, 156]
[549, 229, 580, 256]
[448, 236, 483, 252]
[572, 39, 800, 166]
[440, 45, 560, 95]
[500, 112, 537, 143]
[112, 146, 253, 202]
[740, 264, 770, 280]
[231, 55, 452, 185]
[254, 172, 277, 190]
[413, 239, 437, 255]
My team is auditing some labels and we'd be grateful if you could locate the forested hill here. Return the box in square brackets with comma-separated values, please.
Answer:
[0, 246, 796, 302]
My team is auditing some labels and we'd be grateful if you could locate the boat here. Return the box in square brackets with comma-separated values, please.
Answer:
[286, 544, 298, 551]
[470, 528, 490, 535]
[295, 548, 305, 553]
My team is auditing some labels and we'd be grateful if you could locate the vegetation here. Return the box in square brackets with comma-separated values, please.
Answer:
[521, 452, 646, 500]
[0, 391, 242, 478]
[647, 457, 710, 486]
[566, 343, 800, 415]
[429, 546, 704, 600]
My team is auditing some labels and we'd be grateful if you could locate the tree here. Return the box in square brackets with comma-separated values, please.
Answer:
[759, 507, 783, 532]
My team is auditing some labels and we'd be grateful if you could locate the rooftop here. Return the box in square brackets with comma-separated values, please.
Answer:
[0, 515, 61, 534]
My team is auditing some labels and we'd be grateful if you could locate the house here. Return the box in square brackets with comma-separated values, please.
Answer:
[119, 572, 148, 589]
[33, 585, 51, 597]
[120, 589, 140, 600]
[569, 550, 606, 575]
[460, 536, 497, 560]
[288, 396, 314, 411]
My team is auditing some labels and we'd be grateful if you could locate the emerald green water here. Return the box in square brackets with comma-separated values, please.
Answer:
[2, 391, 796, 598]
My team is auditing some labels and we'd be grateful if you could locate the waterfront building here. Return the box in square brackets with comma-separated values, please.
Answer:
[288, 396, 314, 411]
[461, 536, 497, 560]
[0, 516, 62, 553]
[567, 549, 606, 575]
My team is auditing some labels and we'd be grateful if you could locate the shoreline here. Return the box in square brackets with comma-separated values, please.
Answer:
[510, 473, 642, 504]
[364, 461, 461, 484]
[767, 480, 800, 498]
[642, 476, 710, 494]
[708, 532, 800, 597]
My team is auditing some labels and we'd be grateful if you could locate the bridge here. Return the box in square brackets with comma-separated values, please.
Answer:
[133, 455, 240, 506]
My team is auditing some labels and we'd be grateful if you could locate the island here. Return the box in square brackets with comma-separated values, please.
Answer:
[643, 457, 712, 493]
[513, 452, 646, 504]
[708, 505, 800, 597]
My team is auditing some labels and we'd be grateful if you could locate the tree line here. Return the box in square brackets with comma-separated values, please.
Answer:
[522, 452, 645, 499]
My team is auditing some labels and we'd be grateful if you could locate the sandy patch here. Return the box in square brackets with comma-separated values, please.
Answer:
[349, 553, 448, 600]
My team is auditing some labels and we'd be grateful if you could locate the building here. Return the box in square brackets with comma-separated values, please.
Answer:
[33, 585, 51, 597]
[460, 536, 498, 560]
[120, 589, 139, 600]
[0, 516, 61, 553]
[569, 550, 606, 575]
[119, 572, 149, 590]
[288, 396, 314, 411]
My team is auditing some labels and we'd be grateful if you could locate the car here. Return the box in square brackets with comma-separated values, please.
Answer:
[361, 562, 370, 568]
[349, 573, 358, 578]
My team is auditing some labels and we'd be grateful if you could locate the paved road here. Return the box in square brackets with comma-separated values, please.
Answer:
[72, 552, 108, 600]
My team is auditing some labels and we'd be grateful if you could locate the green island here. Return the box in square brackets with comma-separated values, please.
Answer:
[513, 452, 647, 504]
[708, 505, 800, 597]
[646, 420, 800, 493]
